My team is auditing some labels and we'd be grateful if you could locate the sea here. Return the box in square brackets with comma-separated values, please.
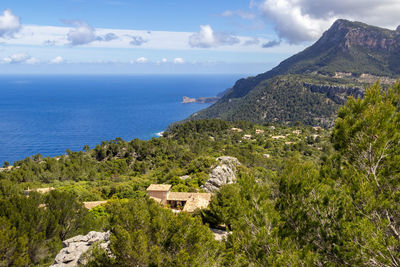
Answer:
[0, 74, 243, 164]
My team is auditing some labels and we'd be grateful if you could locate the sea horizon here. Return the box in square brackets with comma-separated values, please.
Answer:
[0, 74, 243, 164]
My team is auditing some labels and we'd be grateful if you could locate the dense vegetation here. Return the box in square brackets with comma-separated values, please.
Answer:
[0, 81, 399, 266]
[190, 19, 400, 126]
[199, 81, 400, 265]
[192, 74, 360, 127]
[0, 118, 327, 202]
[0, 190, 97, 266]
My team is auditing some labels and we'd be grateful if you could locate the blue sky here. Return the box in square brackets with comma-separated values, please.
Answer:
[0, 0, 399, 74]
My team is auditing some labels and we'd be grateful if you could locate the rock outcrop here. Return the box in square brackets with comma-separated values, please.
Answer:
[182, 96, 220, 104]
[202, 156, 240, 192]
[303, 82, 364, 105]
[51, 231, 110, 267]
[182, 96, 196, 103]
[211, 228, 231, 241]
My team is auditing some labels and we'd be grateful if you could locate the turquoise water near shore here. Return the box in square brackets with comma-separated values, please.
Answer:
[0, 74, 242, 164]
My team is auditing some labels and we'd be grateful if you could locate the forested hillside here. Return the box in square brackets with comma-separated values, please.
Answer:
[1, 81, 400, 266]
[189, 19, 400, 127]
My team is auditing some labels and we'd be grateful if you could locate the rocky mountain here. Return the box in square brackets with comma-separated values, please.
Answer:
[188, 19, 400, 127]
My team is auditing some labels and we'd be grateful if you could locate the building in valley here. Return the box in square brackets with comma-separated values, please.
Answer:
[146, 184, 212, 213]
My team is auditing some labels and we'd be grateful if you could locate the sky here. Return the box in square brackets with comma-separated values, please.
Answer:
[0, 0, 399, 74]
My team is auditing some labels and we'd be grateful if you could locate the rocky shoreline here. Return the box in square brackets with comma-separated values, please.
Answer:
[182, 96, 220, 104]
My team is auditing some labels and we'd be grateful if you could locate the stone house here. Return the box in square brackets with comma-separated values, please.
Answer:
[146, 184, 212, 213]
[146, 184, 172, 204]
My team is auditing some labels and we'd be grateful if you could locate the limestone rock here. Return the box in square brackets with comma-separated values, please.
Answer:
[201, 156, 240, 192]
[51, 231, 110, 267]
[182, 96, 196, 103]
[211, 228, 231, 241]
[303, 82, 363, 105]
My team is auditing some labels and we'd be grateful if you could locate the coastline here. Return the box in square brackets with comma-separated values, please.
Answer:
[155, 131, 164, 137]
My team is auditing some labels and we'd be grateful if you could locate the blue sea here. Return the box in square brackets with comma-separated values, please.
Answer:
[0, 74, 242, 164]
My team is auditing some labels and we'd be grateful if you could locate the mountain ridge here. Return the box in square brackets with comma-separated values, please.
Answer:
[189, 19, 400, 126]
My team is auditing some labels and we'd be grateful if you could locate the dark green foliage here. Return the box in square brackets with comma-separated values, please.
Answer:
[0, 191, 98, 266]
[90, 198, 221, 266]
[0, 119, 329, 265]
[199, 81, 400, 265]
[45, 190, 96, 240]
[201, 184, 242, 229]
[194, 75, 341, 127]
[329, 82, 400, 265]
[0, 217, 29, 267]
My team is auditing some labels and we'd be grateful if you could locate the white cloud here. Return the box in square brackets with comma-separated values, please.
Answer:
[136, 57, 148, 63]
[3, 53, 36, 64]
[249, 0, 258, 8]
[97, 32, 119, 41]
[173, 57, 184, 64]
[65, 20, 121, 46]
[66, 21, 97, 46]
[50, 56, 64, 64]
[25, 57, 38, 64]
[297, 0, 400, 26]
[189, 25, 240, 48]
[0, 9, 21, 38]
[161, 58, 167, 63]
[259, 0, 333, 44]
[43, 40, 56, 46]
[0, 24, 298, 53]
[243, 37, 260, 46]
[129, 35, 147, 46]
[221, 10, 234, 17]
[259, 0, 400, 44]
[221, 10, 256, 20]
[262, 39, 281, 48]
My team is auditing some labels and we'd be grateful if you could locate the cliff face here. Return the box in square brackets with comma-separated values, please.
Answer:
[303, 82, 364, 105]
[329, 20, 400, 51]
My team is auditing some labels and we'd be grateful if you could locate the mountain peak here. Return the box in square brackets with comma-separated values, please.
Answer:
[329, 18, 379, 31]
[321, 19, 399, 50]
[266, 19, 400, 77]
[214, 19, 400, 99]
[331, 18, 354, 27]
